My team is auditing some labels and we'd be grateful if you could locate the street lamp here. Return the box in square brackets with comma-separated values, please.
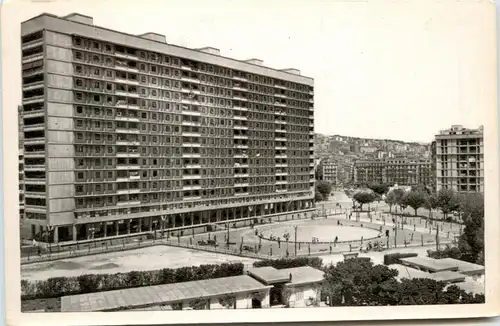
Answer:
[294, 225, 298, 256]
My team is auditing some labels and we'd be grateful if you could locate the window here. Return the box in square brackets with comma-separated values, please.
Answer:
[75, 51, 83, 60]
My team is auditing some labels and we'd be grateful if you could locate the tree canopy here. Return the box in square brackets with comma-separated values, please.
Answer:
[316, 181, 332, 200]
[322, 258, 485, 306]
[368, 184, 390, 196]
[353, 191, 377, 210]
[402, 190, 427, 216]
[437, 189, 460, 219]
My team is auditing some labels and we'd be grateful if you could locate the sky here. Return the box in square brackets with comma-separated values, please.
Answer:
[1, 0, 497, 143]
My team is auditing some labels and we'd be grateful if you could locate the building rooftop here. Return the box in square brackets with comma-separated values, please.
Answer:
[61, 275, 270, 312]
[427, 271, 466, 283]
[22, 13, 313, 85]
[390, 264, 430, 280]
[247, 266, 291, 285]
[280, 266, 325, 286]
[399, 256, 459, 273]
[438, 258, 485, 275]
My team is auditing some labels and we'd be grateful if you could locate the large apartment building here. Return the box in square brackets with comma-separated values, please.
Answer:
[21, 13, 315, 243]
[353, 157, 432, 187]
[318, 160, 338, 185]
[435, 125, 484, 193]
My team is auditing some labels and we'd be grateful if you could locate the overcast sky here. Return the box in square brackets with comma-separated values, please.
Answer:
[2, 0, 496, 143]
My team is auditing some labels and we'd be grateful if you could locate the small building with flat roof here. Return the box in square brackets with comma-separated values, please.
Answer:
[399, 256, 459, 273]
[280, 266, 325, 308]
[61, 275, 272, 312]
[427, 271, 466, 283]
[439, 258, 484, 279]
[247, 266, 325, 308]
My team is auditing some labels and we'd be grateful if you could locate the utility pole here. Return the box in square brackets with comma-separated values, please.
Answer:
[294, 225, 298, 256]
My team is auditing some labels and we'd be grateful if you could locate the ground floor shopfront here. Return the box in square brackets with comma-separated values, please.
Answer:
[29, 198, 315, 243]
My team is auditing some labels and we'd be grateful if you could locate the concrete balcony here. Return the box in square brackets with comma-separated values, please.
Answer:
[117, 189, 140, 195]
[233, 76, 247, 81]
[116, 152, 140, 158]
[274, 93, 287, 98]
[274, 120, 286, 124]
[234, 125, 249, 130]
[276, 180, 288, 184]
[24, 138, 45, 145]
[275, 129, 287, 133]
[23, 82, 44, 92]
[183, 195, 202, 201]
[116, 140, 140, 146]
[24, 123, 45, 132]
[275, 137, 287, 142]
[233, 86, 247, 91]
[181, 132, 201, 137]
[234, 96, 248, 101]
[23, 96, 44, 105]
[233, 135, 249, 140]
[233, 105, 248, 111]
[116, 165, 140, 170]
[276, 188, 288, 193]
[182, 143, 201, 147]
[235, 144, 249, 149]
[276, 172, 288, 176]
[24, 165, 45, 171]
[24, 151, 45, 157]
[182, 185, 202, 190]
[181, 76, 199, 84]
[182, 153, 201, 158]
[275, 163, 288, 167]
[22, 110, 44, 119]
[22, 53, 44, 64]
[182, 175, 202, 180]
[114, 65, 139, 73]
[117, 200, 141, 206]
[185, 164, 202, 169]
[115, 78, 139, 85]
[275, 146, 287, 150]
[116, 128, 139, 134]
[115, 91, 139, 98]
[235, 182, 249, 187]
[24, 191, 46, 198]
[181, 121, 201, 126]
[23, 178, 45, 184]
[235, 192, 250, 196]
[22, 39, 44, 50]
[276, 154, 288, 159]
[181, 110, 202, 116]
[234, 173, 249, 178]
[233, 115, 248, 120]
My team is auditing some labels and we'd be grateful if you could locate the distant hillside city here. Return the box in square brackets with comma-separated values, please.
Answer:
[314, 125, 484, 193]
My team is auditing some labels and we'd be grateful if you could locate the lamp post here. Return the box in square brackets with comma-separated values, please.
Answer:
[294, 225, 298, 256]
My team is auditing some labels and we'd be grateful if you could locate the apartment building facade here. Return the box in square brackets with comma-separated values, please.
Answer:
[384, 157, 432, 187]
[21, 13, 315, 243]
[353, 158, 432, 187]
[319, 160, 338, 185]
[435, 125, 484, 193]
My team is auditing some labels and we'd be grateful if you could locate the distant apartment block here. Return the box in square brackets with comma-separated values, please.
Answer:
[317, 160, 338, 185]
[353, 158, 432, 187]
[435, 125, 484, 193]
[384, 157, 432, 187]
[353, 160, 385, 185]
[20, 13, 315, 243]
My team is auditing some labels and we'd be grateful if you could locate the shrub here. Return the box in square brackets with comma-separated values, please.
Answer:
[253, 257, 323, 269]
[21, 262, 244, 300]
[383, 253, 418, 265]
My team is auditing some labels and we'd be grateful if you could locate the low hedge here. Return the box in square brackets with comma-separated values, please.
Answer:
[383, 253, 418, 265]
[21, 262, 244, 300]
[253, 257, 323, 269]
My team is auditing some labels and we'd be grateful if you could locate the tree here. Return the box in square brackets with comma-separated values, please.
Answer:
[369, 184, 390, 197]
[323, 259, 399, 306]
[314, 191, 324, 203]
[437, 189, 459, 220]
[316, 181, 332, 200]
[457, 193, 484, 264]
[353, 191, 376, 211]
[423, 193, 439, 225]
[402, 190, 427, 216]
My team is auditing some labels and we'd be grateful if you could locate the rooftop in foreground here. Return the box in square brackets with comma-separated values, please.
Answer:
[61, 275, 270, 312]
[399, 256, 459, 273]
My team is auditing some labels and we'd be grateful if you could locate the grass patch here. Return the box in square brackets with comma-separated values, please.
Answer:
[21, 297, 61, 312]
